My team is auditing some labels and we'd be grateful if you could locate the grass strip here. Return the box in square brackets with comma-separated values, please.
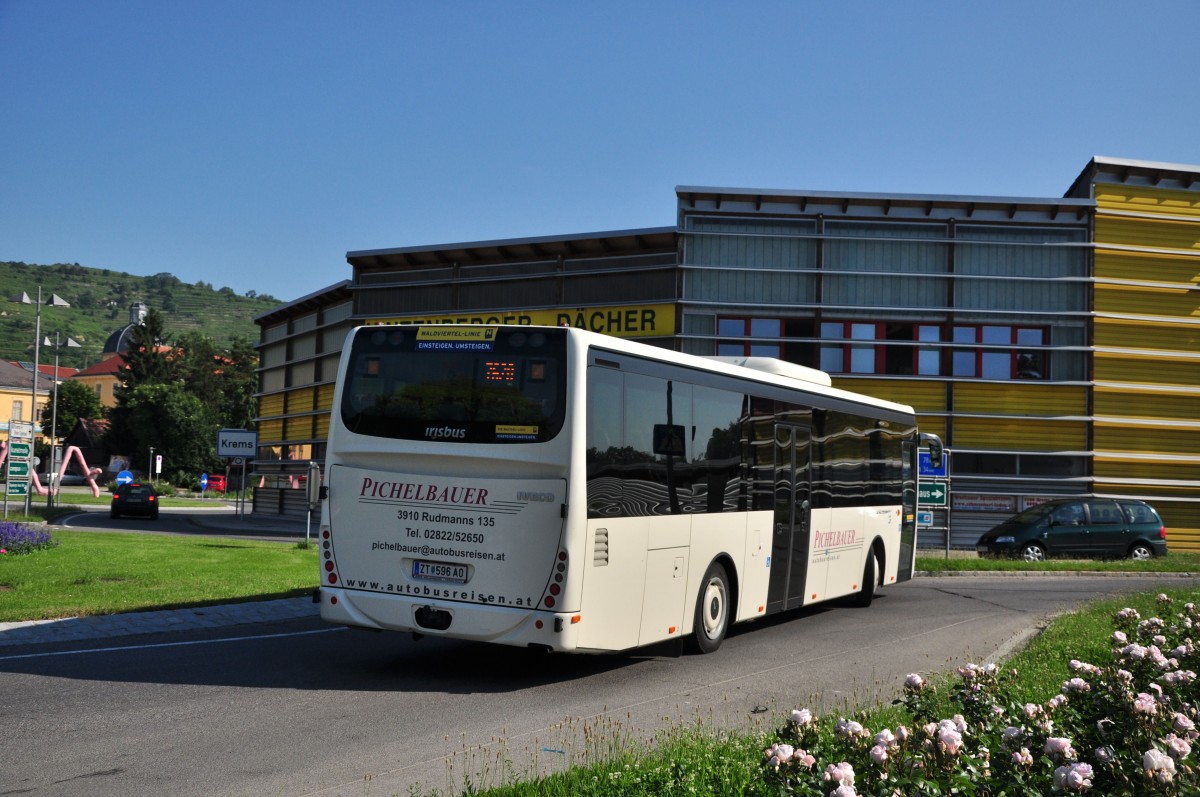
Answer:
[0, 530, 317, 621]
[917, 550, 1200, 574]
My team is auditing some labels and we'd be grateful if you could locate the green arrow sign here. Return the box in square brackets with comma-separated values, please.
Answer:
[8, 441, 31, 459]
[918, 482, 947, 506]
[7, 481, 28, 497]
[7, 461, 30, 478]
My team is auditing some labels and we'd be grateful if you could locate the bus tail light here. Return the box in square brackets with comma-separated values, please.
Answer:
[543, 548, 569, 610]
[323, 528, 338, 585]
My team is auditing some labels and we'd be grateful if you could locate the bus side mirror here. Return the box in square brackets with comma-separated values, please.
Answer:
[920, 433, 944, 470]
[306, 461, 322, 510]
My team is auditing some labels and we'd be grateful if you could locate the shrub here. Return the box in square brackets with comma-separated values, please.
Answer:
[0, 521, 58, 555]
[757, 595, 1198, 796]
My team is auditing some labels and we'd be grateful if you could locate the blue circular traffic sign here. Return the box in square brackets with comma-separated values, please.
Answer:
[200, 473, 209, 490]
[117, 470, 134, 485]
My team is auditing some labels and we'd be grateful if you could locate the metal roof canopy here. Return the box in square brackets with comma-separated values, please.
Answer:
[253, 280, 352, 326]
[676, 184, 1093, 222]
[346, 226, 677, 273]
[1064, 156, 1200, 199]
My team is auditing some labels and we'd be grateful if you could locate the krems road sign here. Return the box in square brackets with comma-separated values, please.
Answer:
[217, 429, 258, 458]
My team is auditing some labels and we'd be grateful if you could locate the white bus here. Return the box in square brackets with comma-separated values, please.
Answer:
[317, 324, 942, 654]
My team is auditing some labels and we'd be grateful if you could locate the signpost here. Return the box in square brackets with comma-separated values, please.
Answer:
[918, 450, 948, 479]
[6, 421, 34, 514]
[918, 482, 947, 506]
[216, 429, 258, 519]
[917, 447, 951, 556]
[217, 429, 258, 458]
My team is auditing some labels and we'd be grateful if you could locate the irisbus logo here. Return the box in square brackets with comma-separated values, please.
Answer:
[426, 426, 467, 440]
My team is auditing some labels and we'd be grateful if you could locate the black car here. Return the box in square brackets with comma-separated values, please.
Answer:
[976, 497, 1167, 562]
[111, 482, 159, 519]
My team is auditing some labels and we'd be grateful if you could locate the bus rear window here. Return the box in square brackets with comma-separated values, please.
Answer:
[339, 326, 567, 443]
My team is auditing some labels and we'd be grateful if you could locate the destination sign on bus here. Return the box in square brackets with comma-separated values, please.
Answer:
[416, 325, 497, 351]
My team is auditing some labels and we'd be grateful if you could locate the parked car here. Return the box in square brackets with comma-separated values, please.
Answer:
[206, 474, 227, 493]
[37, 472, 88, 486]
[110, 482, 159, 519]
[975, 497, 1167, 562]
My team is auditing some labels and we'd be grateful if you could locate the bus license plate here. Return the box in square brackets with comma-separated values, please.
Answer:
[412, 560, 468, 583]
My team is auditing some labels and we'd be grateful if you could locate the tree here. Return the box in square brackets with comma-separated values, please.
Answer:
[170, 332, 257, 430]
[220, 335, 258, 430]
[52, 379, 103, 437]
[105, 308, 170, 456]
[171, 331, 222, 409]
[124, 383, 218, 482]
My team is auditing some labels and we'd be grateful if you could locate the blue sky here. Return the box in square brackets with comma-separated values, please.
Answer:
[2, 1, 1197, 303]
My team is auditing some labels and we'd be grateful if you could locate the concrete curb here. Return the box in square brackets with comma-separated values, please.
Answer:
[915, 569, 1200, 578]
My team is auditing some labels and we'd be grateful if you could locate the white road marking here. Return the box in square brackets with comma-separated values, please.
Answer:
[0, 626, 345, 662]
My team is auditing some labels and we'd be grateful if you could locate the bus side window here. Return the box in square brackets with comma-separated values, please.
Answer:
[693, 385, 746, 514]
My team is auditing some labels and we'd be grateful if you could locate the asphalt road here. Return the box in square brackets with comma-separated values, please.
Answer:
[3, 572, 1193, 797]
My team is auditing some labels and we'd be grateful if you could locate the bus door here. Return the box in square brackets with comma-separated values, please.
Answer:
[767, 424, 812, 613]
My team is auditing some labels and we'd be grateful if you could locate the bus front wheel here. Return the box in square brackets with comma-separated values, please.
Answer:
[691, 562, 730, 654]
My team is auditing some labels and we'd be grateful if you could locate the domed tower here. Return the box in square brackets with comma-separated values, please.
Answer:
[103, 302, 149, 354]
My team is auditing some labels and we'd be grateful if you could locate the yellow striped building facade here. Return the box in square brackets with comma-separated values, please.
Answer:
[254, 157, 1199, 548]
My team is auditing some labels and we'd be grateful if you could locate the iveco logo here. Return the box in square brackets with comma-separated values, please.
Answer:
[426, 426, 467, 440]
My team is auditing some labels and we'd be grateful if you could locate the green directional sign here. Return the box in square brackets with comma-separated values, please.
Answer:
[7, 481, 28, 497]
[918, 482, 947, 506]
[8, 441, 31, 459]
[7, 460, 30, 478]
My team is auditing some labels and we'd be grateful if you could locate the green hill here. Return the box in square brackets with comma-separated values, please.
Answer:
[0, 261, 281, 370]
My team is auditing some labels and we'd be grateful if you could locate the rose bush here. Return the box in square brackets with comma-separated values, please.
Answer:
[757, 596, 1198, 796]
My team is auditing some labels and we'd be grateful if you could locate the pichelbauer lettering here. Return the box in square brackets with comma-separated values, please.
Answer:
[359, 477, 489, 506]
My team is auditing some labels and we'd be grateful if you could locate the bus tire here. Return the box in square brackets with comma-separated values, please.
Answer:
[853, 552, 877, 608]
[690, 561, 730, 654]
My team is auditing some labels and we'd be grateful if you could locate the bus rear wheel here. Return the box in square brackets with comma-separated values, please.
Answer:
[690, 562, 730, 654]
[853, 552, 877, 608]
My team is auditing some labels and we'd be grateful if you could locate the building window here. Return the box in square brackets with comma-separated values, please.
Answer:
[917, 325, 941, 375]
[1015, 328, 1045, 379]
[717, 317, 781, 357]
[953, 326, 978, 377]
[820, 321, 880, 374]
[954, 325, 1047, 380]
[821, 321, 1046, 379]
[13, 400, 24, 421]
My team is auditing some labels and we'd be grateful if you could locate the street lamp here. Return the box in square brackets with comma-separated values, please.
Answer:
[10, 287, 71, 514]
[43, 332, 81, 509]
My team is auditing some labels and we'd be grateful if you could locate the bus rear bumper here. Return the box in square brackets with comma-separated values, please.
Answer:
[318, 587, 582, 651]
